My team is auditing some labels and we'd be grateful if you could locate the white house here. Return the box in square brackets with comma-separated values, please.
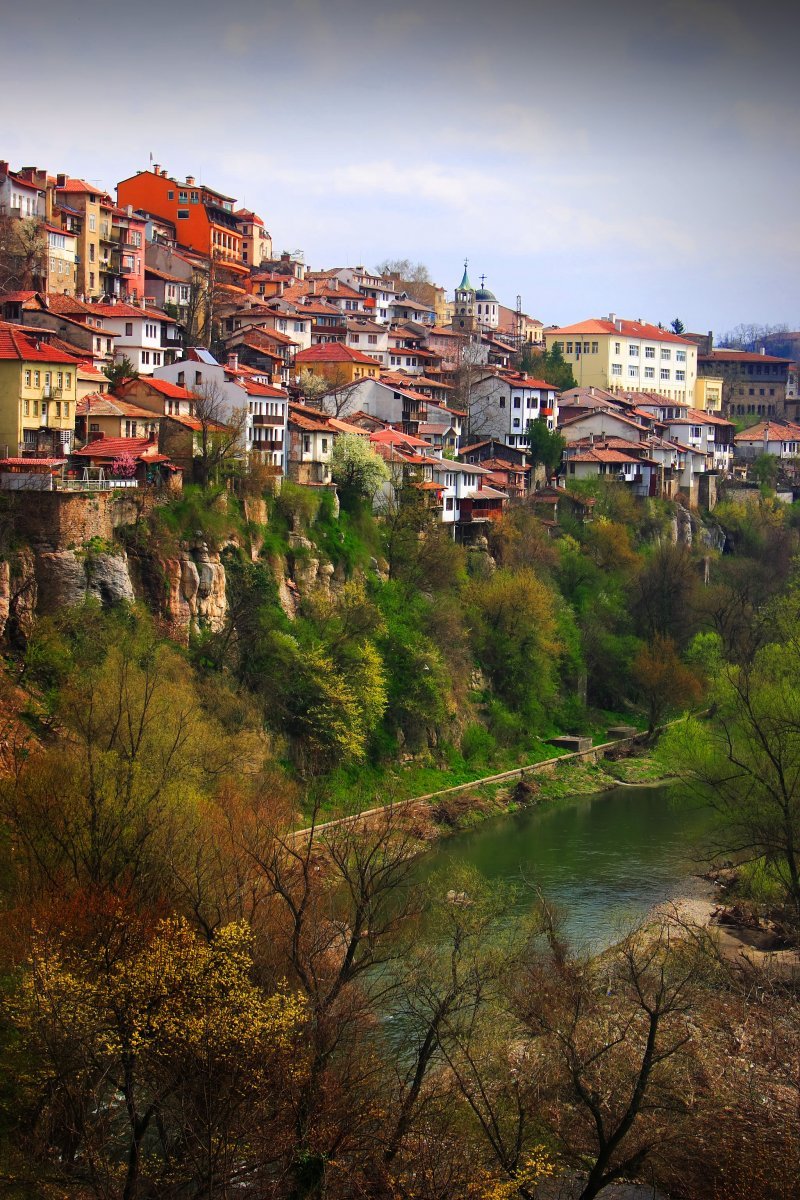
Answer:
[469, 370, 559, 448]
[321, 377, 429, 434]
[734, 419, 800, 461]
[345, 318, 389, 367]
[634, 398, 734, 472]
[91, 301, 180, 374]
[154, 348, 288, 470]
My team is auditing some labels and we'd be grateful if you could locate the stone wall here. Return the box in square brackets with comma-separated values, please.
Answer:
[9, 488, 170, 550]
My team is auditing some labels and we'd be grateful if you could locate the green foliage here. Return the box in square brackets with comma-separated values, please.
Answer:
[152, 485, 240, 552]
[460, 723, 497, 763]
[517, 341, 576, 390]
[526, 417, 566, 479]
[330, 433, 389, 501]
[276, 480, 322, 528]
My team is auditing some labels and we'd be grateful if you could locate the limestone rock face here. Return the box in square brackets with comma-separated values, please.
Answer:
[0, 550, 37, 645]
[134, 543, 228, 639]
[33, 549, 136, 614]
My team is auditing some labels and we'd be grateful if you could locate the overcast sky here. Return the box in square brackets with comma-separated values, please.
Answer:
[4, 0, 798, 332]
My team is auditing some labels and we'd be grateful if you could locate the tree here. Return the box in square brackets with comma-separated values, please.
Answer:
[10, 910, 306, 1200]
[104, 356, 139, 389]
[0, 212, 46, 292]
[670, 318, 685, 335]
[189, 381, 247, 487]
[517, 342, 576, 390]
[526, 416, 565, 483]
[297, 369, 333, 406]
[631, 634, 703, 737]
[514, 918, 700, 1200]
[329, 433, 389, 501]
[660, 600, 800, 918]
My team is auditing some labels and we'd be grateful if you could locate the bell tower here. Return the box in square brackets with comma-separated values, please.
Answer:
[454, 259, 476, 331]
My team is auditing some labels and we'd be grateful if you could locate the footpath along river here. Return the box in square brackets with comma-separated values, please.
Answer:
[414, 782, 714, 954]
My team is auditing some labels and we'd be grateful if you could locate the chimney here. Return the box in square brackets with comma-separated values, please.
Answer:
[615, 319, 623, 332]
[153, 164, 160, 176]
[707, 330, 713, 353]
[760, 346, 766, 356]
[608, 312, 615, 324]
[186, 175, 195, 185]
[227, 351, 239, 372]
[127, 204, 133, 217]
[56, 173, 67, 188]
[0, 161, 8, 177]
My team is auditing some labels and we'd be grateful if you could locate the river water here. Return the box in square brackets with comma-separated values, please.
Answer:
[416, 784, 712, 955]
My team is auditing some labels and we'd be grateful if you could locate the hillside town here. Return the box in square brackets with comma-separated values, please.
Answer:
[1, 156, 797, 528]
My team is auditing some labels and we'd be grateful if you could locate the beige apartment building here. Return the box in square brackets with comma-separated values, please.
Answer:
[545, 315, 697, 404]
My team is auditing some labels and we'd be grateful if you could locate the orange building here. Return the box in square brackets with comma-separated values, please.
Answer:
[116, 166, 248, 278]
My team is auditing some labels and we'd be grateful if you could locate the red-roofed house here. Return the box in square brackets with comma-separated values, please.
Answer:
[76, 394, 160, 443]
[116, 375, 198, 418]
[294, 341, 380, 385]
[469, 370, 559, 447]
[0, 321, 80, 456]
[545, 315, 697, 404]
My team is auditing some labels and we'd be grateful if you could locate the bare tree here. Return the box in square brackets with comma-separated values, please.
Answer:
[0, 213, 46, 292]
[190, 381, 247, 487]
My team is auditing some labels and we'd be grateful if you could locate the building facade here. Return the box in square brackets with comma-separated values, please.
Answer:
[545, 316, 697, 403]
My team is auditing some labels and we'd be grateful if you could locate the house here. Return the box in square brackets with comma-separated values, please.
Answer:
[109, 206, 146, 302]
[469, 370, 559, 447]
[458, 438, 530, 467]
[70, 432, 179, 487]
[294, 342, 381, 387]
[530, 486, 594, 526]
[734, 420, 800, 462]
[321, 377, 429, 435]
[544, 316, 697, 403]
[88, 301, 180, 374]
[430, 458, 506, 530]
[76, 394, 159, 443]
[697, 348, 793, 421]
[10, 293, 119, 367]
[332, 267, 398, 321]
[632, 399, 735, 472]
[117, 166, 249, 280]
[44, 224, 78, 295]
[53, 176, 114, 299]
[0, 321, 79, 456]
[116, 376, 197, 418]
[154, 348, 288, 468]
[345, 318, 389, 366]
[561, 445, 660, 498]
[559, 408, 651, 445]
[158, 412, 231, 478]
[287, 403, 336, 484]
[235, 208, 272, 268]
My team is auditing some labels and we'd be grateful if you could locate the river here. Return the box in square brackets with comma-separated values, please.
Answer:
[416, 783, 712, 954]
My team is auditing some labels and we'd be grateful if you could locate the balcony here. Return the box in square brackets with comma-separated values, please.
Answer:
[252, 415, 283, 429]
[41, 387, 62, 400]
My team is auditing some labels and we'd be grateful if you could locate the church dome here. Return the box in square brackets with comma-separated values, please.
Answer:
[475, 278, 497, 302]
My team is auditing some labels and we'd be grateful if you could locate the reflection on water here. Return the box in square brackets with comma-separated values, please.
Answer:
[415, 785, 712, 954]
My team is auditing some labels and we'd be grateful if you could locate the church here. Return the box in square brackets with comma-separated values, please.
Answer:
[452, 261, 499, 332]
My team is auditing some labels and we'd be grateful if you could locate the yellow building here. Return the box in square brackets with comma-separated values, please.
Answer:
[294, 342, 380, 385]
[545, 315, 697, 404]
[45, 223, 78, 295]
[0, 324, 79, 456]
[694, 376, 724, 413]
[53, 176, 109, 299]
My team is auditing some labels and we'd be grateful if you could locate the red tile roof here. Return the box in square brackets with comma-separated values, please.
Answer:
[89, 302, 176, 324]
[76, 395, 156, 419]
[700, 350, 791, 365]
[295, 343, 381, 366]
[0, 322, 82, 364]
[119, 378, 194, 400]
[548, 318, 693, 346]
[72, 435, 166, 460]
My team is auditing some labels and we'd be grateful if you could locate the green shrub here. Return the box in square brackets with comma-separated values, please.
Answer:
[460, 723, 497, 763]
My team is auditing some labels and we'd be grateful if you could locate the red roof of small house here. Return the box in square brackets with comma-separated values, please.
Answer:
[89, 302, 176, 324]
[0, 322, 82, 364]
[120, 378, 194, 400]
[370, 428, 429, 449]
[735, 420, 800, 443]
[0, 290, 38, 304]
[295, 343, 381, 366]
[547, 318, 693, 346]
[55, 178, 109, 195]
[76, 395, 156, 419]
[0, 457, 66, 467]
[71, 435, 167, 461]
[569, 448, 645, 465]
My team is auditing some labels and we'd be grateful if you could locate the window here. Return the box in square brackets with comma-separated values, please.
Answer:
[676, 370, 685, 382]
[628, 366, 638, 377]
[179, 285, 189, 302]
[63, 402, 69, 419]
[89, 272, 95, 288]
[661, 348, 671, 360]
[179, 190, 188, 202]
[64, 373, 71, 388]
[57, 372, 63, 389]
[141, 351, 150, 365]
[566, 341, 573, 353]
[89, 214, 96, 231]
[644, 366, 655, 379]
[33, 370, 40, 387]
[125, 322, 133, 336]
[368, 334, 377, 344]
[167, 190, 174, 200]
[191, 192, 199, 203]
[591, 341, 598, 353]
[177, 209, 190, 220]
[629, 345, 639, 356]
[513, 396, 521, 408]
[645, 346, 655, 358]
[23, 399, 29, 416]
[513, 418, 520, 428]
[614, 342, 621, 355]
[499, 396, 506, 408]
[660, 368, 670, 380]
[55, 401, 61, 417]
[676, 350, 686, 363]
[690, 425, 702, 439]
[24, 370, 31, 387]
[611, 363, 622, 376]
[33, 401, 38, 416]
[153, 352, 161, 366]
[195, 371, 202, 385]
[88, 243, 95, 263]
[177, 371, 185, 386]
[322, 438, 328, 452]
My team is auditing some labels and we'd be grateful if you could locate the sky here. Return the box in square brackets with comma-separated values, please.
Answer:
[4, 0, 799, 332]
